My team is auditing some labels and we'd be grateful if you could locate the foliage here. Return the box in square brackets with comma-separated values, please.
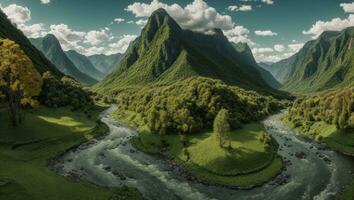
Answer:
[0, 9, 62, 77]
[114, 77, 283, 135]
[0, 39, 43, 126]
[213, 108, 231, 147]
[39, 71, 94, 113]
[285, 87, 354, 130]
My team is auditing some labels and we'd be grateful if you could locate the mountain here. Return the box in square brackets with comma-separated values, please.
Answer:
[30, 34, 97, 85]
[232, 43, 281, 89]
[268, 28, 354, 93]
[0, 9, 62, 77]
[94, 8, 286, 98]
[65, 50, 105, 80]
[88, 53, 122, 75]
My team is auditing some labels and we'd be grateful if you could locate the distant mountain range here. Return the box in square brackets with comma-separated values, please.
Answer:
[29, 34, 122, 84]
[88, 54, 122, 76]
[30, 34, 97, 85]
[0, 9, 62, 77]
[65, 50, 105, 80]
[261, 27, 354, 94]
[94, 8, 286, 98]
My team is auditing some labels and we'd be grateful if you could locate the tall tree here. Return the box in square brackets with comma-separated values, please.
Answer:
[0, 39, 43, 126]
[213, 108, 231, 147]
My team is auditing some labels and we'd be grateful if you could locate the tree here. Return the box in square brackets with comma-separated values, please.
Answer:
[213, 108, 230, 147]
[0, 39, 42, 126]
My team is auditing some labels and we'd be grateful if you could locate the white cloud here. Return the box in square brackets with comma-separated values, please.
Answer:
[126, 0, 234, 32]
[40, 0, 51, 5]
[114, 18, 125, 24]
[227, 5, 238, 11]
[255, 30, 277, 36]
[288, 43, 304, 52]
[261, 0, 274, 5]
[340, 2, 354, 13]
[228, 5, 252, 12]
[252, 47, 274, 54]
[303, 14, 354, 38]
[136, 19, 148, 27]
[2, 4, 31, 24]
[274, 44, 285, 52]
[108, 34, 138, 54]
[85, 29, 109, 45]
[224, 25, 255, 46]
[253, 42, 304, 63]
[49, 24, 86, 51]
[18, 23, 47, 38]
[238, 5, 252, 11]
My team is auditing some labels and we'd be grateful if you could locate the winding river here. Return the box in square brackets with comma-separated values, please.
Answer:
[53, 107, 354, 200]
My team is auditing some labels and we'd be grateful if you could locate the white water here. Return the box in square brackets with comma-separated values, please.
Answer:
[54, 107, 354, 200]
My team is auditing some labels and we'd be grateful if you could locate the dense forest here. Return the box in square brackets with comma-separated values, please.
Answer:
[285, 87, 354, 132]
[114, 77, 285, 135]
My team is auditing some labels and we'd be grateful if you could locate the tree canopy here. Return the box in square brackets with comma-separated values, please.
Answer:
[213, 108, 231, 147]
[0, 39, 42, 125]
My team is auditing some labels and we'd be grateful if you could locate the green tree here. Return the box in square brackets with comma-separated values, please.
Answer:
[0, 39, 43, 126]
[213, 108, 230, 147]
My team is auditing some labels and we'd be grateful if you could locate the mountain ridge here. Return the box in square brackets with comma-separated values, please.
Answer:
[0, 10, 62, 77]
[30, 34, 97, 85]
[264, 28, 354, 93]
[95, 8, 287, 98]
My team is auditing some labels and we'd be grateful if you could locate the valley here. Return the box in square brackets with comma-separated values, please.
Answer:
[0, 1, 353, 200]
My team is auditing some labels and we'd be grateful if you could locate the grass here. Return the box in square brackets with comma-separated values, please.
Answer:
[284, 119, 354, 156]
[131, 122, 282, 187]
[0, 106, 142, 200]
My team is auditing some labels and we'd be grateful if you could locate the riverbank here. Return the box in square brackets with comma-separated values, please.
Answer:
[282, 114, 354, 200]
[130, 121, 283, 188]
[0, 106, 142, 200]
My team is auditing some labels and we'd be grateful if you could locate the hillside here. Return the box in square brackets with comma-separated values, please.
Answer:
[30, 34, 97, 85]
[284, 87, 354, 155]
[232, 43, 281, 89]
[88, 53, 122, 75]
[66, 50, 105, 80]
[94, 8, 286, 98]
[268, 28, 354, 93]
[0, 10, 62, 77]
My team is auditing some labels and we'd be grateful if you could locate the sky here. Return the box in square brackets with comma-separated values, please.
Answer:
[0, 0, 354, 63]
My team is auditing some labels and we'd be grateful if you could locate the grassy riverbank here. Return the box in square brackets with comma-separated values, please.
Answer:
[126, 118, 282, 188]
[0, 106, 142, 200]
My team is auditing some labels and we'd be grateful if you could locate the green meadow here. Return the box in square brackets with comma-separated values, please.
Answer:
[131, 121, 282, 187]
[0, 106, 142, 200]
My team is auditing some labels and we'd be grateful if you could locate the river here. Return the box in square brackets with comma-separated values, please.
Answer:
[53, 107, 354, 200]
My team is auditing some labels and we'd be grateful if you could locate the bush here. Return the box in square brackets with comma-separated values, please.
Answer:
[39, 72, 95, 111]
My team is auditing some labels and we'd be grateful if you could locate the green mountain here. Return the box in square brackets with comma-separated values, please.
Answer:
[88, 53, 122, 75]
[94, 8, 286, 98]
[65, 50, 105, 80]
[30, 34, 97, 85]
[0, 10, 62, 77]
[232, 43, 281, 89]
[268, 28, 354, 93]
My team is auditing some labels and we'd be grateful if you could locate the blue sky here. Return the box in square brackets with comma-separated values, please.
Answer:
[1, 0, 354, 62]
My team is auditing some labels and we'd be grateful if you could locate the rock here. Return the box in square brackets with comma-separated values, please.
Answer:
[103, 166, 112, 171]
[295, 152, 307, 159]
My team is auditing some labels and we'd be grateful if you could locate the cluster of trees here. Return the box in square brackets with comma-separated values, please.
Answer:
[286, 87, 354, 131]
[0, 39, 42, 126]
[39, 72, 95, 113]
[116, 77, 283, 135]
